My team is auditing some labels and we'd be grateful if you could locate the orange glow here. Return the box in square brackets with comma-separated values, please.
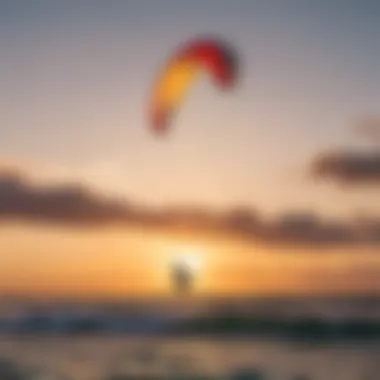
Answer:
[0, 222, 379, 298]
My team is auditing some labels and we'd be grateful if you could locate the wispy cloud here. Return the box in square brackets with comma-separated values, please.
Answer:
[1, 165, 380, 247]
[309, 150, 380, 186]
[0, 168, 134, 225]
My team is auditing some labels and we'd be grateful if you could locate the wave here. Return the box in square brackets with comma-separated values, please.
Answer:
[1, 311, 380, 342]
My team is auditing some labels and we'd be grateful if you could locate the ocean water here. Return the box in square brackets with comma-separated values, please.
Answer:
[0, 335, 379, 380]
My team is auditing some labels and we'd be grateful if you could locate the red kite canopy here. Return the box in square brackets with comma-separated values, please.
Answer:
[149, 37, 239, 136]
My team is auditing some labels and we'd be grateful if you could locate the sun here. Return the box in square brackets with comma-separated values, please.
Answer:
[171, 249, 204, 274]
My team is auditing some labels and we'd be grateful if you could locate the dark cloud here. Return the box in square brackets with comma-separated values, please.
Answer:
[309, 150, 380, 186]
[260, 212, 380, 246]
[1, 168, 380, 246]
[222, 207, 261, 233]
[0, 170, 135, 225]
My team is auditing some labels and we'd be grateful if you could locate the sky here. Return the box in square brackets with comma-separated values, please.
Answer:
[0, 0, 380, 299]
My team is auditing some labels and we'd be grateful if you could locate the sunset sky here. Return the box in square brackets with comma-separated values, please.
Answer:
[0, 0, 380, 298]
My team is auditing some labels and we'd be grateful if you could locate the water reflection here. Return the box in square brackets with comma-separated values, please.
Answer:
[0, 336, 378, 379]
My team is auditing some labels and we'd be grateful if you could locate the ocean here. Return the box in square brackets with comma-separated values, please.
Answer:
[0, 335, 379, 379]
[0, 295, 379, 379]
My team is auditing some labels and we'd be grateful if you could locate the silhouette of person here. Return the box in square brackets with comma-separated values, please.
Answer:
[171, 260, 193, 294]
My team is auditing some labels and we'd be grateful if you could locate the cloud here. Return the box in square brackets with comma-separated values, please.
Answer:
[0, 166, 380, 246]
[306, 116, 380, 187]
[309, 150, 380, 186]
[263, 212, 380, 246]
[0, 169, 135, 225]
